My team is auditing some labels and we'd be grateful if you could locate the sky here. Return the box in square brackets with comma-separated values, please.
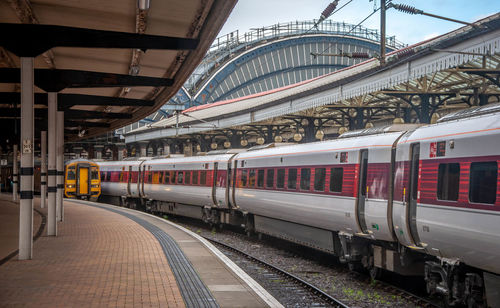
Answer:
[219, 0, 500, 45]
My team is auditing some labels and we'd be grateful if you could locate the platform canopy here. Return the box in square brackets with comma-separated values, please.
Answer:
[0, 0, 237, 145]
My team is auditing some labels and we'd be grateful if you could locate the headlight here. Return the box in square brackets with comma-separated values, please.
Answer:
[66, 184, 75, 188]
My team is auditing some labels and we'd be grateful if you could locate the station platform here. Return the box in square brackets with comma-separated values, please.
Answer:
[0, 193, 281, 307]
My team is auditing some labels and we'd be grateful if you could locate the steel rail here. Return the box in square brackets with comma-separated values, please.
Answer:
[204, 236, 350, 308]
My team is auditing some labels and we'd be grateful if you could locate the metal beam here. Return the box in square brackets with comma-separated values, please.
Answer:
[0, 92, 154, 107]
[64, 110, 133, 120]
[0, 68, 173, 92]
[0, 23, 199, 57]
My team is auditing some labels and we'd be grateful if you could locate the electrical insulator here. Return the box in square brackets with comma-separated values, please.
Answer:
[350, 52, 371, 59]
[319, 1, 339, 22]
[391, 4, 423, 15]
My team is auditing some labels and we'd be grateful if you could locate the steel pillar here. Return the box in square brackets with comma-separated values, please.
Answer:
[56, 110, 64, 222]
[47, 93, 57, 236]
[12, 144, 18, 202]
[40, 131, 47, 208]
[19, 57, 34, 260]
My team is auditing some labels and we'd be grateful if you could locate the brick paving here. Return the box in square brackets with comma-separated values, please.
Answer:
[0, 199, 185, 308]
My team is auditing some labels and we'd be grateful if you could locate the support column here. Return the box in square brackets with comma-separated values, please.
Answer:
[139, 142, 147, 157]
[47, 93, 57, 236]
[40, 131, 47, 209]
[117, 143, 126, 160]
[94, 145, 104, 159]
[19, 57, 34, 260]
[163, 142, 170, 156]
[56, 110, 64, 222]
[12, 144, 18, 202]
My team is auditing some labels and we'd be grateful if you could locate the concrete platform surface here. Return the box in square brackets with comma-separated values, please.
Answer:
[0, 195, 279, 307]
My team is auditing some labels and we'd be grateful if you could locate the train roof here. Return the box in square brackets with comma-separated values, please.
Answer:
[400, 107, 500, 144]
[235, 131, 404, 160]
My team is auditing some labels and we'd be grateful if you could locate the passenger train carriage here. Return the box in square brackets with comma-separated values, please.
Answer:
[98, 104, 500, 307]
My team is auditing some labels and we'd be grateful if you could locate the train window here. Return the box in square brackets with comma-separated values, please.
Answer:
[276, 169, 285, 188]
[164, 171, 170, 184]
[106, 171, 111, 182]
[240, 170, 248, 187]
[287, 168, 297, 190]
[159, 171, 164, 184]
[200, 171, 207, 185]
[119, 172, 124, 182]
[91, 168, 99, 180]
[257, 169, 265, 187]
[314, 168, 326, 191]
[67, 170, 76, 180]
[171, 171, 176, 184]
[266, 169, 275, 188]
[469, 162, 497, 204]
[185, 171, 191, 185]
[177, 171, 184, 184]
[248, 169, 256, 187]
[437, 163, 460, 201]
[147, 171, 152, 184]
[300, 168, 311, 190]
[330, 168, 343, 192]
[192, 171, 199, 185]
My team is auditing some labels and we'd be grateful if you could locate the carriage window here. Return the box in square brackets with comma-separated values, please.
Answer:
[469, 162, 497, 204]
[266, 169, 275, 188]
[300, 168, 311, 190]
[240, 170, 248, 187]
[257, 169, 265, 187]
[437, 163, 460, 201]
[200, 171, 206, 185]
[185, 171, 191, 185]
[91, 168, 99, 180]
[164, 171, 170, 184]
[171, 171, 176, 184]
[158, 171, 163, 184]
[330, 168, 344, 192]
[192, 171, 199, 185]
[314, 168, 326, 191]
[277, 169, 285, 189]
[119, 171, 124, 182]
[106, 171, 111, 182]
[249, 169, 256, 187]
[147, 171, 152, 184]
[177, 171, 184, 184]
[287, 168, 297, 190]
[67, 170, 76, 180]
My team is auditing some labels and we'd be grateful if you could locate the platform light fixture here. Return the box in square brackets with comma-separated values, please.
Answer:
[138, 0, 150, 10]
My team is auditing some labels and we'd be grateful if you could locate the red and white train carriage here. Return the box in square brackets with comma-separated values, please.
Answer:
[98, 104, 500, 307]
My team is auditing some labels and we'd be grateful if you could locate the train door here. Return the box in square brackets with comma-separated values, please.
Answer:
[407, 143, 422, 246]
[355, 149, 369, 234]
[140, 164, 146, 197]
[230, 159, 238, 208]
[226, 161, 232, 208]
[127, 166, 132, 196]
[79, 166, 89, 196]
[212, 162, 218, 206]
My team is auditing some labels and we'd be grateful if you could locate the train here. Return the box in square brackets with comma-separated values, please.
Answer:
[64, 159, 101, 200]
[98, 103, 500, 307]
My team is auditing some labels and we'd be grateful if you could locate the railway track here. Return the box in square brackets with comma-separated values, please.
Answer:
[204, 236, 349, 308]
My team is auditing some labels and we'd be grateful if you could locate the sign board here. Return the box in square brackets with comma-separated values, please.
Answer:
[22, 139, 33, 154]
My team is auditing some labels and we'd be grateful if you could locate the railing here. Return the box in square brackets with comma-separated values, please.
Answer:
[184, 20, 406, 92]
[208, 20, 405, 56]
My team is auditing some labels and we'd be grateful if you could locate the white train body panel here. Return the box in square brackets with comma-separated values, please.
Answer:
[233, 132, 403, 240]
[394, 112, 500, 274]
[142, 154, 233, 208]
